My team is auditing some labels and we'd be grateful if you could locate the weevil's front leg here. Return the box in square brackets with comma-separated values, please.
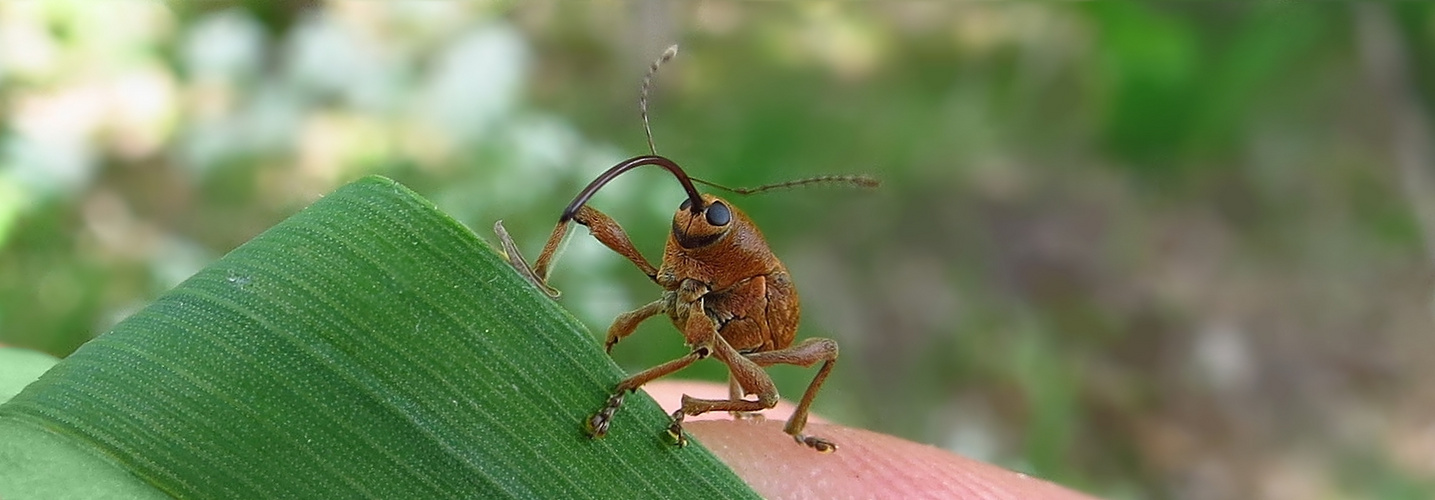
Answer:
[495, 204, 656, 297]
[569, 205, 660, 281]
[744, 338, 839, 452]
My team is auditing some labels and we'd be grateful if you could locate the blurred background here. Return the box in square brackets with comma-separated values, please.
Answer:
[2, 2, 1434, 498]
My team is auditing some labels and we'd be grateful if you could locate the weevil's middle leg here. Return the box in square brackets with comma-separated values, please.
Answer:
[605, 300, 664, 353]
[586, 346, 707, 439]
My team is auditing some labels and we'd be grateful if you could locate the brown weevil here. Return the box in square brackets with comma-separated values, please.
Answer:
[496, 45, 875, 452]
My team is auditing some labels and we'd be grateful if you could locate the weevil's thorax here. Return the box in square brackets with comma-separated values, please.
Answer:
[656, 194, 785, 291]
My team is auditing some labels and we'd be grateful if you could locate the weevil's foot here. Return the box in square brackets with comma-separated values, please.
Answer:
[794, 434, 837, 453]
[728, 410, 764, 421]
[585, 412, 611, 438]
[493, 220, 561, 299]
[585, 393, 626, 438]
[665, 409, 689, 447]
[664, 428, 688, 447]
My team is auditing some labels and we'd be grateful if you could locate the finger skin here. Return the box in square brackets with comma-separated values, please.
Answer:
[642, 381, 1096, 500]
[689, 420, 1096, 500]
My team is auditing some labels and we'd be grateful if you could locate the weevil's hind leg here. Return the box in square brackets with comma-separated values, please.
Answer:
[668, 336, 779, 446]
[727, 374, 762, 420]
[494, 220, 567, 298]
[744, 338, 839, 453]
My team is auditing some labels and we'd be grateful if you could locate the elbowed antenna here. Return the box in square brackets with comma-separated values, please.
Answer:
[642, 44, 679, 156]
[559, 45, 702, 223]
[560, 155, 705, 223]
[690, 174, 881, 196]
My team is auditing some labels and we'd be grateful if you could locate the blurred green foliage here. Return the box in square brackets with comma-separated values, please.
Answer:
[3, 2, 1435, 499]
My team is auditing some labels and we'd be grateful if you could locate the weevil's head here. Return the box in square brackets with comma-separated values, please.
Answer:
[665, 191, 780, 286]
[671, 193, 742, 249]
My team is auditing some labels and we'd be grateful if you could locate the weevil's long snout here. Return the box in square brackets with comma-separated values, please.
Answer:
[560, 155, 705, 222]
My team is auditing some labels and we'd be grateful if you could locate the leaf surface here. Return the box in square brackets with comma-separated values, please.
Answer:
[0, 176, 756, 499]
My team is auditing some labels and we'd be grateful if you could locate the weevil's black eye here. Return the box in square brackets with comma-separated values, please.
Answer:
[679, 198, 693, 211]
[705, 201, 731, 226]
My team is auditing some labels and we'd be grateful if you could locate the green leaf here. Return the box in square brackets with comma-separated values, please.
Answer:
[0, 348, 58, 403]
[0, 176, 757, 499]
